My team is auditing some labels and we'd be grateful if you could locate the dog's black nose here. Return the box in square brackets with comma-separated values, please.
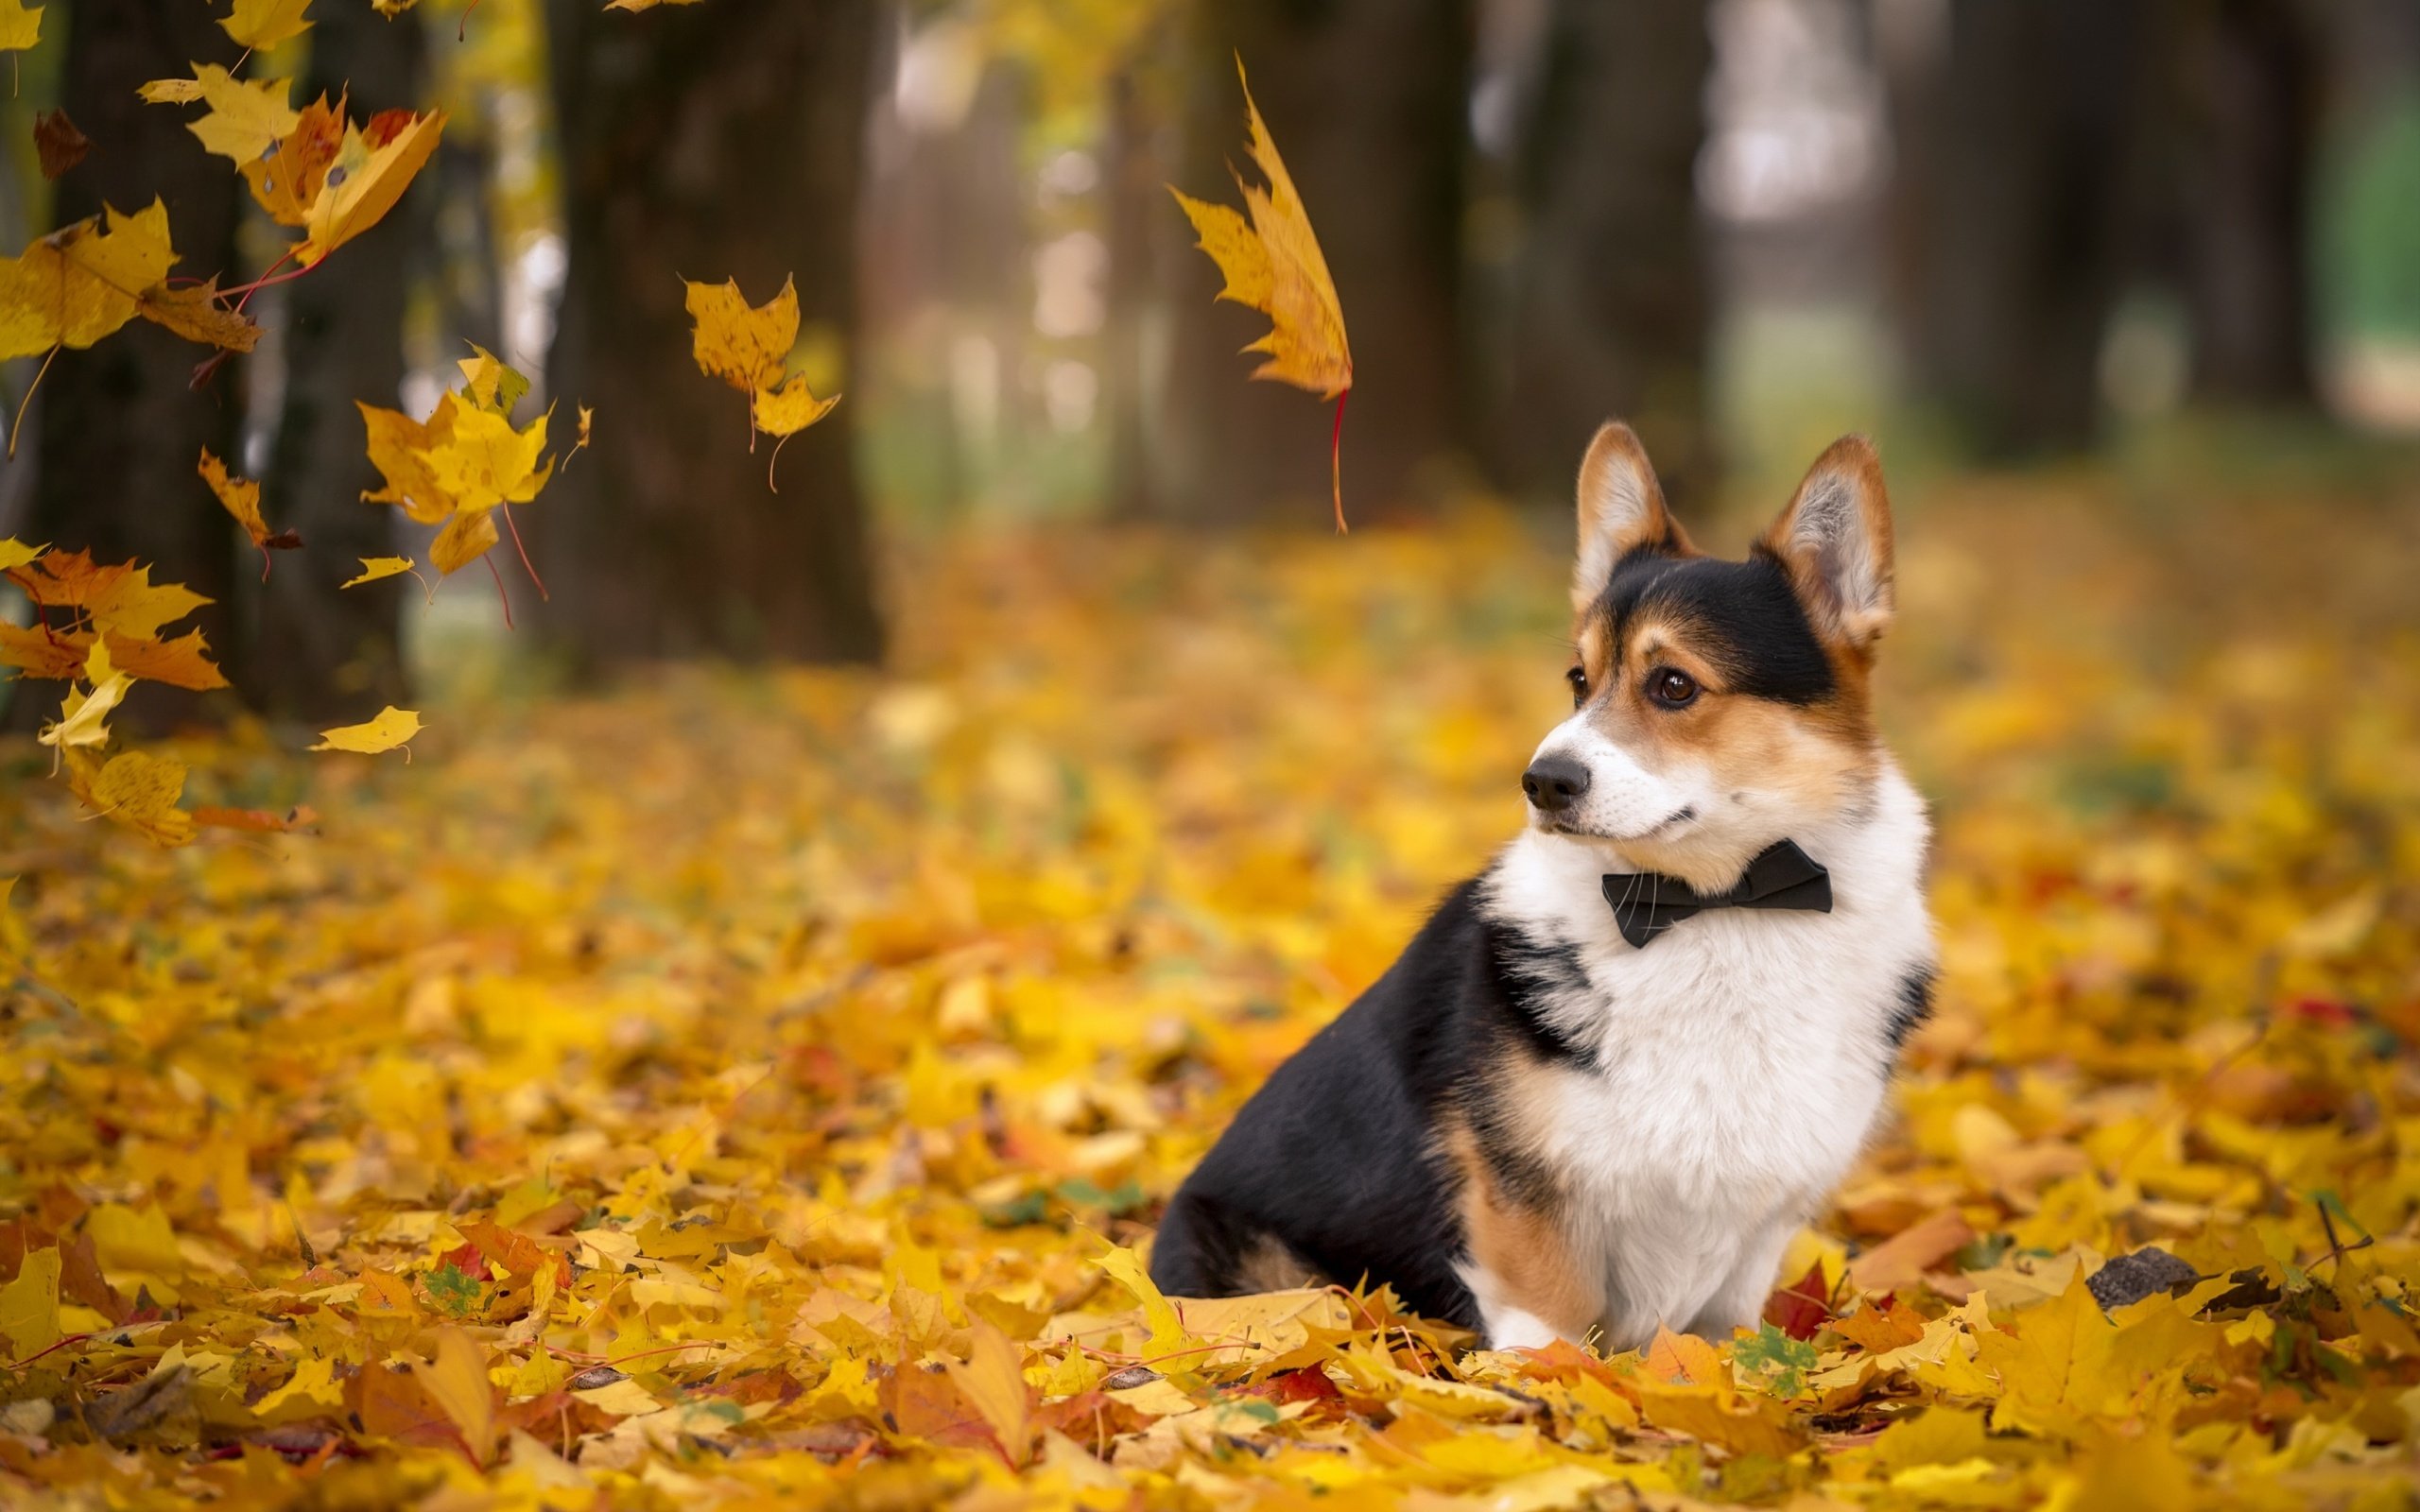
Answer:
[1522, 756, 1591, 813]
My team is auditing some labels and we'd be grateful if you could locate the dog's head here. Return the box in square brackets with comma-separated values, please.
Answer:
[1522, 422, 1894, 891]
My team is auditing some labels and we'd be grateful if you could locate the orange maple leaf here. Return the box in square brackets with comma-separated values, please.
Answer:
[1170, 57, 1354, 529]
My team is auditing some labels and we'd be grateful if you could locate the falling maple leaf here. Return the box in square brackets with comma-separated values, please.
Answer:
[458, 342, 529, 416]
[298, 107, 444, 267]
[219, 0, 316, 52]
[0, 543, 229, 692]
[344, 556, 420, 588]
[199, 447, 302, 578]
[36, 640, 129, 753]
[683, 274, 841, 482]
[0, 200, 261, 451]
[0, 201, 242, 357]
[1170, 57, 1354, 529]
[146, 64, 302, 163]
[311, 705, 422, 756]
[32, 109, 87, 180]
[238, 92, 344, 226]
[684, 274, 796, 395]
[357, 382, 555, 592]
[0, 0, 39, 96]
[752, 374, 838, 491]
[62, 748, 196, 846]
[565, 404, 593, 469]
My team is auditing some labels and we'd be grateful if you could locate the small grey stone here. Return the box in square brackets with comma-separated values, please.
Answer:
[2086, 1247, 2201, 1311]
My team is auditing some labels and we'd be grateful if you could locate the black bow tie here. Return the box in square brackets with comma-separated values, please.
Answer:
[1601, 839, 1832, 949]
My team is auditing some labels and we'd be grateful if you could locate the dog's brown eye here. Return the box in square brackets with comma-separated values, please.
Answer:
[1565, 666, 1588, 707]
[1648, 667, 1699, 708]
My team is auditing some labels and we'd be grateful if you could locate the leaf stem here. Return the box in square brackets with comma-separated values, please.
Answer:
[1330, 387, 1349, 534]
[9, 344, 60, 460]
[230, 248, 303, 311]
[501, 503, 548, 601]
[484, 552, 514, 630]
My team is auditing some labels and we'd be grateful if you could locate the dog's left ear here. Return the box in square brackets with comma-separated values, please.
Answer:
[1761, 436, 1894, 652]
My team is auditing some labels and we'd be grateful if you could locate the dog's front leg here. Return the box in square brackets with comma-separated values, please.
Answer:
[1681, 1217, 1799, 1341]
[1454, 1176, 1602, 1351]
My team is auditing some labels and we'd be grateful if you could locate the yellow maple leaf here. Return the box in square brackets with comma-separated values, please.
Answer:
[312, 705, 422, 756]
[431, 510, 498, 576]
[0, 1246, 60, 1357]
[0, 202, 174, 357]
[752, 373, 839, 490]
[0, 0, 42, 57]
[359, 390, 554, 580]
[752, 372, 838, 439]
[417, 1329, 495, 1466]
[359, 397, 456, 524]
[343, 556, 417, 588]
[684, 275, 797, 394]
[1094, 1243, 1188, 1360]
[429, 404, 554, 515]
[39, 639, 129, 751]
[159, 64, 302, 164]
[219, 0, 314, 52]
[198, 446, 285, 557]
[457, 342, 529, 416]
[1170, 57, 1354, 528]
[140, 280, 263, 352]
[8, 546, 213, 642]
[0, 536, 41, 572]
[0, 201, 258, 381]
[297, 108, 444, 267]
[943, 1321, 1030, 1464]
[239, 93, 344, 227]
[65, 748, 196, 846]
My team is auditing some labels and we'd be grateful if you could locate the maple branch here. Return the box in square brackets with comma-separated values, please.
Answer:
[9, 344, 60, 459]
[500, 504, 548, 601]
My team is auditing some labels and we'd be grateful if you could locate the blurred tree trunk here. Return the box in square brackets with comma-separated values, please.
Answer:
[246, 4, 427, 724]
[1102, 60, 1167, 520]
[537, 0, 883, 666]
[23, 0, 244, 732]
[1494, 0, 1711, 507]
[1149, 0, 1472, 525]
[2180, 0, 2320, 405]
[1886, 0, 2151, 456]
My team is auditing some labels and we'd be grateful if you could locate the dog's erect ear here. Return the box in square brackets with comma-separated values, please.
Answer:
[1573, 421, 1689, 612]
[1761, 435, 1894, 652]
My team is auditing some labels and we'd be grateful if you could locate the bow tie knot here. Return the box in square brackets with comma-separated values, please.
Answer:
[1600, 839, 1832, 949]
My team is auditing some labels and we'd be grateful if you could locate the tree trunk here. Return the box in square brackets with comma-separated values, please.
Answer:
[1494, 0, 1712, 507]
[2180, 0, 2321, 405]
[537, 0, 884, 667]
[1149, 0, 1472, 526]
[24, 0, 245, 731]
[1102, 59, 1169, 520]
[245, 4, 427, 725]
[1886, 0, 2152, 457]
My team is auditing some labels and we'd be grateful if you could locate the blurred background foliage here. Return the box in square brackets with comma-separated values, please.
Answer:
[1, 0, 2417, 721]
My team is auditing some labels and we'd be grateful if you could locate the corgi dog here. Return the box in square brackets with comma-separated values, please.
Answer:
[1150, 422, 1938, 1351]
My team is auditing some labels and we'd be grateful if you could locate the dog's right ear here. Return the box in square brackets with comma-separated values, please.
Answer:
[1572, 421, 1689, 613]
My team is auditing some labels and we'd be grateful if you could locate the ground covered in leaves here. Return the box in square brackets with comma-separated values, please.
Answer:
[5, 470, 2420, 1509]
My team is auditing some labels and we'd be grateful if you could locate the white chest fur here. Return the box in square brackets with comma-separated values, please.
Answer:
[1475, 765, 1937, 1349]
